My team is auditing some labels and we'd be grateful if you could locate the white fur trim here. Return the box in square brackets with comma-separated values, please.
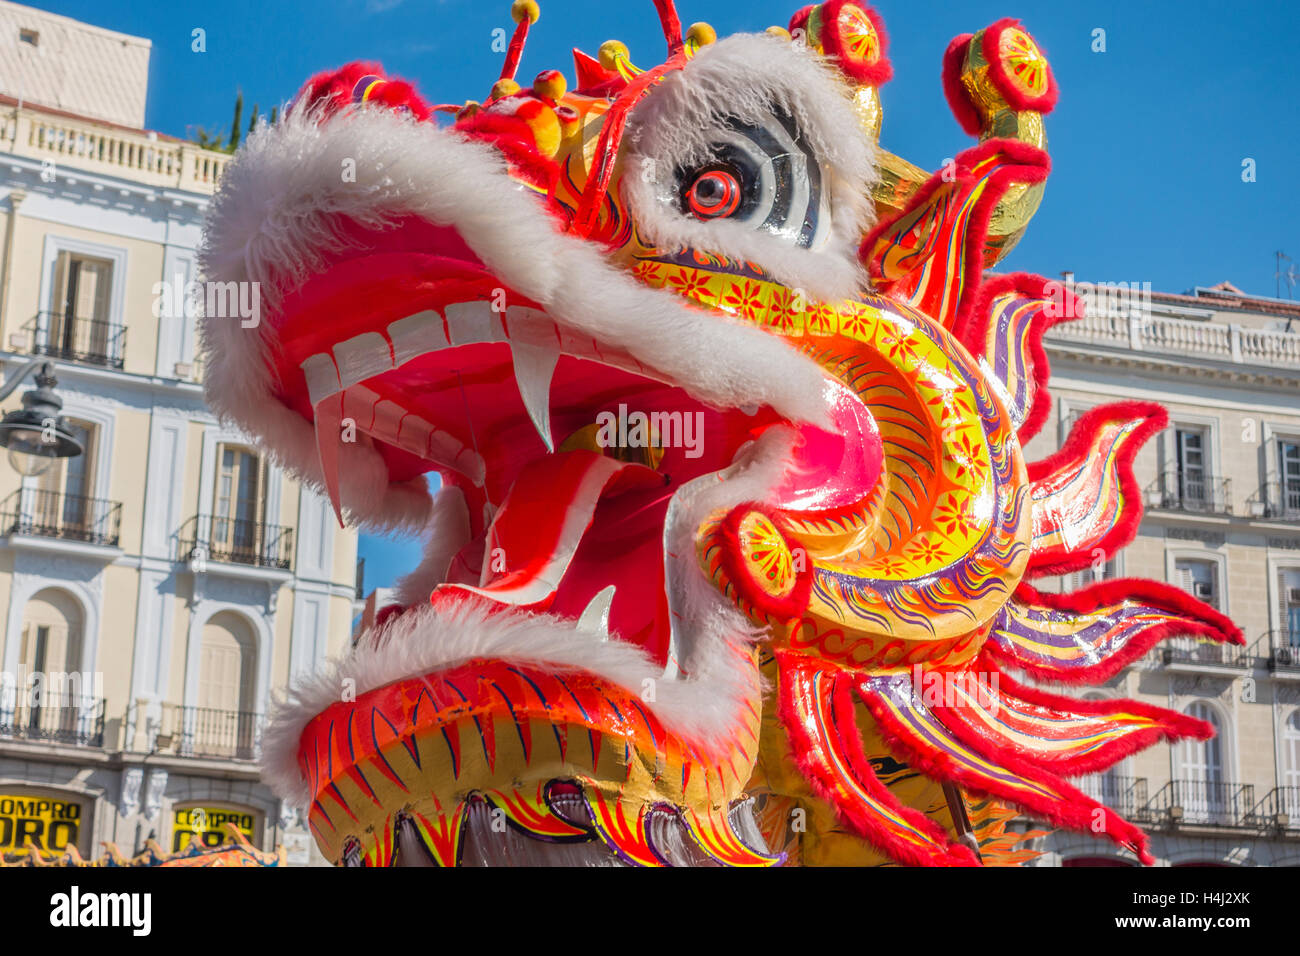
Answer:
[622, 33, 877, 303]
[200, 104, 837, 531]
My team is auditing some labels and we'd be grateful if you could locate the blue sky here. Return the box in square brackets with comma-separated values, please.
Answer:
[30, 0, 1299, 588]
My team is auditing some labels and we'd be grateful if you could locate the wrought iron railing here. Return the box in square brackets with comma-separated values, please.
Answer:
[1145, 470, 1232, 515]
[1077, 775, 1148, 819]
[28, 312, 126, 369]
[1161, 639, 1250, 668]
[0, 692, 104, 747]
[177, 514, 293, 570]
[128, 701, 264, 760]
[1143, 780, 1258, 829]
[0, 489, 122, 547]
[1258, 629, 1300, 671]
[1247, 478, 1300, 521]
[1252, 787, 1300, 832]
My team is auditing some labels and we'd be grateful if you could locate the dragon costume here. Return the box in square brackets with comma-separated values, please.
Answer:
[198, 0, 1242, 866]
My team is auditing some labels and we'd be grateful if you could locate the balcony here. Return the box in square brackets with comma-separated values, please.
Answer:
[1252, 787, 1300, 834]
[1047, 309, 1300, 369]
[0, 489, 122, 547]
[0, 105, 229, 195]
[1258, 629, 1300, 676]
[1077, 775, 1148, 818]
[129, 701, 264, 761]
[1161, 638, 1251, 670]
[1144, 471, 1232, 516]
[0, 692, 105, 748]
[178, 514, 294, 571]
[26, 312, 126, 370]
[1247, 479, 1300, 521]
[1142, 780, 1259, 829]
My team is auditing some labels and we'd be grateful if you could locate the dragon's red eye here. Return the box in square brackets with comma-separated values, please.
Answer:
[685, 168, 742, 220]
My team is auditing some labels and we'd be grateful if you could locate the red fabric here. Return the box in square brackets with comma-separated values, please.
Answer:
[981, 18, 1058, 114]
[941, 33, 980, 136]
[1025, 401, 1165, 576]
[957, 271, 1083, 443]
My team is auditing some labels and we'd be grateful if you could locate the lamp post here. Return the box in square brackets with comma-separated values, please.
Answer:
[0, 359, 83, 476]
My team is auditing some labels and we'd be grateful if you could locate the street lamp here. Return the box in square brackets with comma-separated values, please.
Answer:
[0, 360, 83, 476]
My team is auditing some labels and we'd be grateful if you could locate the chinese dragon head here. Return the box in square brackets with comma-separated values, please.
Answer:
[199, 0, 1242, 866]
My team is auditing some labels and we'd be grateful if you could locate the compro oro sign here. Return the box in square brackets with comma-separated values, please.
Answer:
[0, 792, 84, 852]
[171, 805, 258, 852]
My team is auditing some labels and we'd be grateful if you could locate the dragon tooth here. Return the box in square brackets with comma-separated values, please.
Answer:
[511, 341, 559, 452]
[313, 394, 346, 527]
[332, 331, 393, 389]
[445, 301, 500, 346]
[576, 585, 616, 640]
[388, 309, 449, 365]
[301, 353, 341, 406]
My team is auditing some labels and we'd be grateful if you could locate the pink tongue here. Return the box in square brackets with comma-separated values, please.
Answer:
[769, 378, 883, 512]
[436, 450, 661, 608]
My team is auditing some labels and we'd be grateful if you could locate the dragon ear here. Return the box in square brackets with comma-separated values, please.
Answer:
[572, 48, 618, 90]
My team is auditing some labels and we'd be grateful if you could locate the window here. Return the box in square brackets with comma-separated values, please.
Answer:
[1280, 569, 1300, 660]
[1175, 558, 1219, 609]
[212, 444, 264, 560]
[1175, 427, 1207, 507]
[1284, 711, 1300, 822]
[47, 252, 114, 363]
[1280, 440, 1300, 515]
[20, 590, 83, 679]
[17, 590, 85, 739]
[34, 420, 97, 535]
[1176, 702, 1225, 824]
[194, 612, 257, 758]
[19, 28, 39, 47]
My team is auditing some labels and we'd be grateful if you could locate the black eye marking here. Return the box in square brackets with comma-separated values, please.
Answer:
[673, 109, 823, 247]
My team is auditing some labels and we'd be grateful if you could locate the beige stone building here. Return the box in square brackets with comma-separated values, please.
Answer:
[1023, 276, 1300, 866]
[0, 2, 357, 865]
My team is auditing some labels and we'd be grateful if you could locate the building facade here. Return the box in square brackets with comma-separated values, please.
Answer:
[1023, 276, 1300, 866]
[0, 2, 358, 866]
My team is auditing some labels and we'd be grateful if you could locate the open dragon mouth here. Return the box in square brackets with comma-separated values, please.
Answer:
[272, 211, 882, 669]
